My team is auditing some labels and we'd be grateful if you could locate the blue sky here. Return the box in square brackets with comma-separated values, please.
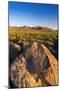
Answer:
[8, 2, 58, 29]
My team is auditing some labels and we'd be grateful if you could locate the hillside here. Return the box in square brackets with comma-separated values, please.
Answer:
[9, 26, 58, 59]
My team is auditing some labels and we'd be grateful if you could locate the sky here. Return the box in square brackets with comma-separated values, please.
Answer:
[8, 2, 58, 29]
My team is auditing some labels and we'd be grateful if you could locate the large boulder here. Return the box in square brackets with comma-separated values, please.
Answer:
[24, 42, 58, 86]
[9, 42, 58, 88]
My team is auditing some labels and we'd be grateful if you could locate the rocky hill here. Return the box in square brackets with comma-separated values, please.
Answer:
[9, 42, 58, 88]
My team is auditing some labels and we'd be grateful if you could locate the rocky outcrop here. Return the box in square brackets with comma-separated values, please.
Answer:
[9, 42, 58, 88]
[24, 42, 58, 86]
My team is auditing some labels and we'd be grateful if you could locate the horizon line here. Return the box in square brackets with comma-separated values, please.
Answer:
[9, 25, 58, 30]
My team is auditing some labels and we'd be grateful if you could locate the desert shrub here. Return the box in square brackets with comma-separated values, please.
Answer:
[9, 27, 58, 59]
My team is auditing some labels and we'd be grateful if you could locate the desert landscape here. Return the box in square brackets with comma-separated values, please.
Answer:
[8, 2, 58, 88]
[9, 26, 58, 88]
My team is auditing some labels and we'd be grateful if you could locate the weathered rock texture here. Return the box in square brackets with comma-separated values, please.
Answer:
[9, 42, 21, 65]
[9, 42, 58, 88]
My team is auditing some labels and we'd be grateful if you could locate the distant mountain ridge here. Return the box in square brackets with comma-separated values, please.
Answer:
[9, 26, 58, 31]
